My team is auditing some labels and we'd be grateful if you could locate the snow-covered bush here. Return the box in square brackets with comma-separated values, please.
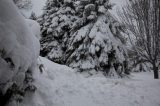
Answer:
[39, 0, 128, 77]
[0, 0, 40, 105]
[127, 48, 152, 73]
[29, 12, 37, 20]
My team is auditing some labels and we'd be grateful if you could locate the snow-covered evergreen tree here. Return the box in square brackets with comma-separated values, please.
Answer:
[38, 0, 77, 63]
[66, 15, 127, 76]
[39, 0, 128, 77]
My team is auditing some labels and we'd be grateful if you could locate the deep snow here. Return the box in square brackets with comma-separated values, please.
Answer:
[20, 57, 160, 106]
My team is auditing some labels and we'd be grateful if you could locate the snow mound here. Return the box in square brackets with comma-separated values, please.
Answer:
[26, 19, 41, 40]
[0, 0, 40, 90]
[20, 57, 160, 106]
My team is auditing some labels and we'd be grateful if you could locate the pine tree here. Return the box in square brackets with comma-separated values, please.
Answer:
[64, 0, 128, 77]
[38, 0, 77, 64]
[39, 0, 129, 77]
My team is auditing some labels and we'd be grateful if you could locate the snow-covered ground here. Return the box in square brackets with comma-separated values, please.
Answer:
[20, 57, 160, 106]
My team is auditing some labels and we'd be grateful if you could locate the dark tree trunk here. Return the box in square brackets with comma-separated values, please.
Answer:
[153, 63, 159, 79]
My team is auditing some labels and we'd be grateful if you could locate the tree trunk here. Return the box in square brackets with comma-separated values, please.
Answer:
[153, 64, 159, 79]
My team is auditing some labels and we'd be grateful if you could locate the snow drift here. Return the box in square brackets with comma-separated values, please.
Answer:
[20, 57, 160, 106]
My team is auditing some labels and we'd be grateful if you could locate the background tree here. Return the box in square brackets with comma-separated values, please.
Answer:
[38, 0, 77, 64]
[118, 0, 160, 79]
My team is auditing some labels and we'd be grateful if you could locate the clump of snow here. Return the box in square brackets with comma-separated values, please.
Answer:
[20, 57, 160, 106]
[0, 0, 40, 93]
[98, 6, 106, 13]
[26, 19, 41, 40]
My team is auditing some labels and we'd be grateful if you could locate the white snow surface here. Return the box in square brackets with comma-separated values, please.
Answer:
[20, 57, 160, 106]
[26, 19, 41, 40]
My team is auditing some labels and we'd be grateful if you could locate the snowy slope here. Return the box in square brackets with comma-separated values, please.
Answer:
[20, 57, 160, 106]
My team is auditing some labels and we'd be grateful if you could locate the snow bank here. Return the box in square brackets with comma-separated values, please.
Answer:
[20, 57, 160, 106]
[0, 0, 40, 92]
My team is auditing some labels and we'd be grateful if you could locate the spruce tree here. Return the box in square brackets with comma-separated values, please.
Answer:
[64, 0, 127, 77]
[39, 0, 129, 77]
[38, 0, 77, 63]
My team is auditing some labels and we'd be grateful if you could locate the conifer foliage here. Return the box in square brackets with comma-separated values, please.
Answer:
[39, 0, 128, 77]
[38, 0, 77, 63]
